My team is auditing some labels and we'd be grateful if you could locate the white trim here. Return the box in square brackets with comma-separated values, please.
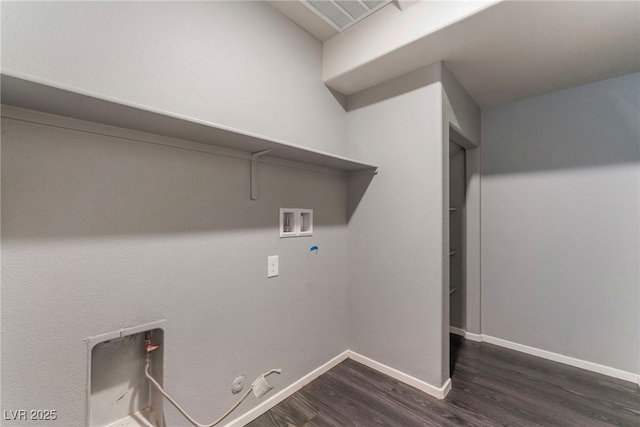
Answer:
[177, 338, 639, 427]
[481, 334, 640, 384]
[463, 331, 483, 342]
[451, 329, 638, 384]
[449, 326, 465, 337]
[224, 351, 349, 427]
[448, 326, 482, 342]
[0, 72, 378, 173]
[1, 105, 353, 177]
[347, 351, 451, 399]
[226, 338, 640, 426]
[226, 350, 451, 426]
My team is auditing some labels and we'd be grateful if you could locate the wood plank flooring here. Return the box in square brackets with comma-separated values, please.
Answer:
[245, 335, 640, 426]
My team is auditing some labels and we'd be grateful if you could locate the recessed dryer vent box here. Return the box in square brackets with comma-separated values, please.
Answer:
[280, 208, 313, 237]
[86, 320, 165, 427]
[298, 209, 313, 236]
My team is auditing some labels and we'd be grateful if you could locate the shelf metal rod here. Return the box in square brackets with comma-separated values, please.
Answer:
[449, 251, 457, 256]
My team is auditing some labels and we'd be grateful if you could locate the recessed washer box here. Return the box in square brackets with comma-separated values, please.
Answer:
[279, 208, 313, 237]
[86, 320, 165, 427]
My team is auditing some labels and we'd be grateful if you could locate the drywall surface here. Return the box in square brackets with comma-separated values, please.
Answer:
[346, 63, 446, 387]
[1, 114, 349, 425]
[323, 0, 497, 92]
[441, 64, 481, 145]
[481, 73, 640, 374]
[441, 64, 481, 342]
[324, 1, 639, 109]
[0, 1, 347, 155]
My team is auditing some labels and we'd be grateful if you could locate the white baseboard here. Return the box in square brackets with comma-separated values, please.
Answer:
[347, 351, 451, 399]
[224, 351, 349, 427]
[464, 331, 483, 342]
[481, 334, 640, 385]
[449, 326, 465, 337]
[450, 328, 638, 385]
[227, 334, 640, 427]
[226, 350, 451, 426]
[448, 326, 482, 342]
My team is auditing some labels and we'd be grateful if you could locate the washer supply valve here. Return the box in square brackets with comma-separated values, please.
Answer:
[144, 334, 161, 363]
[145, 342, 161, 353]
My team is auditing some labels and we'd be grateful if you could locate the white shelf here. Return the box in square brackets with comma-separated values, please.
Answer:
[0, 72, 378, 174]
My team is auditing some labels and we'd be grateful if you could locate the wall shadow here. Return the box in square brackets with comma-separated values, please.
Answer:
[346, 172, 376, 223]
[346, 64, 440, 112]
[481, 72, 640, 176]
[1, 119, 349, 241]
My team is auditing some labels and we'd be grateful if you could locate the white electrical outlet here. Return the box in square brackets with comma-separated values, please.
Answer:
[267, 255, 279, 278]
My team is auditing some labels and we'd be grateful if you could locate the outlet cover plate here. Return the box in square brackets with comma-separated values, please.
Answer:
[267, 255, 279, 278]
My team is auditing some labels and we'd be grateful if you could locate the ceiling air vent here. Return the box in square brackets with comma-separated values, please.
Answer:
[303, 0, 392, 31]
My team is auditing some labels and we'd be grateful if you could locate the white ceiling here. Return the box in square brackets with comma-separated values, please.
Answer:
[267, 0, 640, 108]
[266, 0, 339, 41]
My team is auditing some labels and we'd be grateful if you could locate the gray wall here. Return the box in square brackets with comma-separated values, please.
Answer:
[1, 1, 351, 425]
[1, 114, 349, 426]
[346, 63, 446, 386]
[345, 62, 480, 388]
[481, 73, 640, 374]
[0, 1, 347, 155]
[441, 63, 481, 366]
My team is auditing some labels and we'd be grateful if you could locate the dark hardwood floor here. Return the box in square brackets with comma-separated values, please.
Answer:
[245, 335, 640, 426]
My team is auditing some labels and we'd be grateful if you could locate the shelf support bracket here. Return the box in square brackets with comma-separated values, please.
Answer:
[250, 149, 274, 200]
